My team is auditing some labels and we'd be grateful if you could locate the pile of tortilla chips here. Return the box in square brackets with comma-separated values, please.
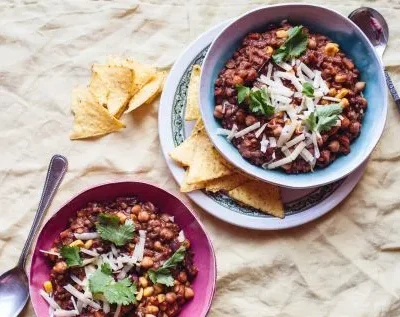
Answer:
[169, 65, 284, 218]
[70, 56, 165, 140]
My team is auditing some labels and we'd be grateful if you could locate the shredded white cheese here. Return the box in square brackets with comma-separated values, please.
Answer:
[269, 137, 277, 147]
[74, 233, 100, 240]
[54, 309, 78, 316]
[313, 70, 321, 88]
[70, 274, 85, 286]
[277, 123, 297, 147]
[300, 148, 314, 162]
[227, 124, 238, 141]
[284, 134, 305, 148]
[63, 284, 101, 310]
[300, 62, 315, 79]
[80, 248, 98, 257]
[278, 62, 292, 71]
[322, 96, 341, 102]
[267, 156, 293, 169]
[39, 250, 61, 257]
[290, 141, 307, 160]
[177, 230, 186, 243]
[132, 230, 146, 263]
[312, 132, 320, 159]
[234, 122, 261, 138]
[40, 290, 61, 310]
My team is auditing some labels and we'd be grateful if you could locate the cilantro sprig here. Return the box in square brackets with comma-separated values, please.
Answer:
[89, 263, 137, 305]
[96, 213, 135, 246]
[236, 85, 274, 116]
[148, 246, 186, 287]
[302, 82, 314, 98]
[60, 246, 82, 267]
[304, 104, 343, 133]
[272, 26, 308, 64]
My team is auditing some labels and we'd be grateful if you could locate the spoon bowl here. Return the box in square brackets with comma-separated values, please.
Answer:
[0, 155, 67, 317]
[349, 7, 389, 59]
[0, 267, 29, 316]
[349, 7, 400, 110]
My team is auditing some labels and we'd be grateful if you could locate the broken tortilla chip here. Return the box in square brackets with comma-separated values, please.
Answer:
[186, 130, 233, 184]
[70, 87, 125, 140]
[89, 64, 134, 118]
[169, 119, 205, 167]
[205, 173, 251, 193]
[180, 171, 207, 192]
[125, 71, 166, 113]
[107, 56, 156, 95]
[228, 181, 284, 218]
[185, 65, 201, 121]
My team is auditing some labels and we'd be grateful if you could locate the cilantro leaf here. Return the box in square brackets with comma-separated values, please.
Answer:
[302, 82, 314, 97]
[60, 246, 82, 267]
[89, 269, 114, 294]
[101, 263, 112, 275]
[304, 111, 317, 132]
[161, 246, 186, 269]
[248, 89, 275, 116]
[88, 267, 137, 305]
[148, 268, 175, 287]
[235, 85, 274, 116]
[236, 84, 250, 104]
[315, 103, 342, 118]
[148, 247, 186, 286]
[96, 213, 135, 246]
[272, 26, 308, 64]
[103, 278, 137, 305]
[304, 104, 343, 133]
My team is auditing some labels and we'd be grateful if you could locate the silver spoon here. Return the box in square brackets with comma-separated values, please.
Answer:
[349, 7, 400, 111]
[0, 155, 68, 316]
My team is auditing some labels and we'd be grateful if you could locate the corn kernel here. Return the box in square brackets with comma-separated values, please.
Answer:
[340, 98, 350, 108]
[265, 46, 274, 54]
[276, 30, 288, 38]
[324, 43, 339, 56]
[336, 88, 349, 99]
[83, 239, 93, 249]
[43, 281, 53, 294]
[69, 240, 84, 248]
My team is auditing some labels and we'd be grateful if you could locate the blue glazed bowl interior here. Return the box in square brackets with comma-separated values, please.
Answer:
[199, 4, 387, 188]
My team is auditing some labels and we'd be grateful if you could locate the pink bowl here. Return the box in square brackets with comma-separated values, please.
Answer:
[29, 181, 216, 317]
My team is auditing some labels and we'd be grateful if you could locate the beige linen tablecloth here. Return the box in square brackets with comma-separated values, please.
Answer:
[1, 1, 400, 316]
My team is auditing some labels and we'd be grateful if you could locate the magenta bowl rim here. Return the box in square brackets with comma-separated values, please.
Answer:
[28, 180, 217, 317]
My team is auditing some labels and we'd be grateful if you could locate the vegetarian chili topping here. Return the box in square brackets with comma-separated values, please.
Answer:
[39, 197, 197, 317]
[214, 21, 367, 173]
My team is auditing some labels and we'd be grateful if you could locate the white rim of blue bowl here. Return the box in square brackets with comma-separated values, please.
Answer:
[199, 3, 388, 189]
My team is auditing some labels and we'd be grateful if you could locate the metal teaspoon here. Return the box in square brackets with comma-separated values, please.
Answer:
[0, 154, 68, 316]
[349, 7, 400, 111]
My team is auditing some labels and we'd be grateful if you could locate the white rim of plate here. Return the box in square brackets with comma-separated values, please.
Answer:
[158, 20, 367, 230]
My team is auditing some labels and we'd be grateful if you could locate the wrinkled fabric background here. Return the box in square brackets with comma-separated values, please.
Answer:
[1, 0, 400, 316]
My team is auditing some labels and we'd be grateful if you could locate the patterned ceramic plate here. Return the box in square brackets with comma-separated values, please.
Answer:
[158, 21, 366, 230]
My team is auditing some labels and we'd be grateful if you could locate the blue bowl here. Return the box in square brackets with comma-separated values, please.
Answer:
[199, 4, 387, 189]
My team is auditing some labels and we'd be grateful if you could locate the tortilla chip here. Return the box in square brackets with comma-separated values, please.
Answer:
[107, 56, 156, 95]
[70, 87, 125, 140]
[228, 181, 284, 218]
[186, 130, 233, 184]
[185, 65, 201, 121]
[191, 118, 204, 135]
[205, 173, 251, 193]
[169, 119, 206, 167]
[89, 64, 134, 118]
[180, 171, 207, 192]
[125, 71, 165, 113]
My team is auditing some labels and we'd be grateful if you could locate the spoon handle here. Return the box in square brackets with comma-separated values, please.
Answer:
[384, 70, 400, 111]
[17, 155, 68, 268]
